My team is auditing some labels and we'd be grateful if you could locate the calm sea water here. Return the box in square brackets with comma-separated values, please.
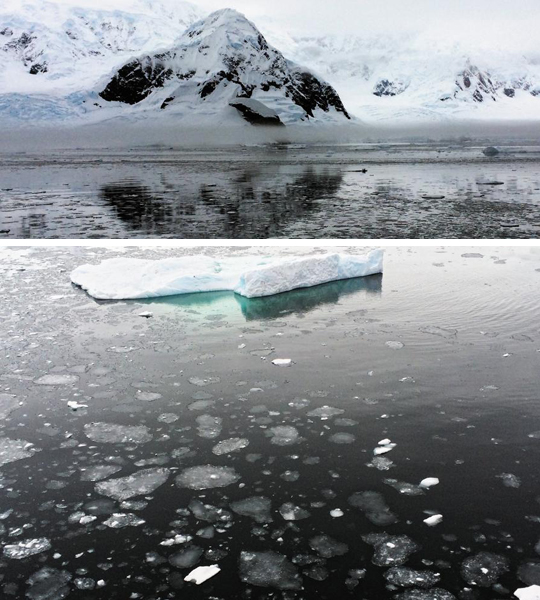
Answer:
[1, 145, 540, 238]
[0, 246, 539, 599]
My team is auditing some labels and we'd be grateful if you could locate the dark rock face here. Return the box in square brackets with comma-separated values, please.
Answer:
[230, 101, 284, 126]
[373, 79, 408, 97]
[454, 66, 537, 102]
[99, 57, 173, 104]
[288, 71, 350, 119]
[29, 62, 47, 74]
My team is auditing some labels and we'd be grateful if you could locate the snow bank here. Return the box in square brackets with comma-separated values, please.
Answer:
[70, 251, 383, 300]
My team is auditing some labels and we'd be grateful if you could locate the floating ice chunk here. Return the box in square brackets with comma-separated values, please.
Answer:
[386, 341, 404, 349]
[4, 538, 51, 559]
[80, 465, 122, 482]
[103, 513, 145, 528]
[309, 535, 348, 558]
[67, 400, 87, 410]
[348, 491, 398, 525]
[330, 508, 344, 517]
[269, 426, 301, 446]
[176, 465, 240, 490]
[71, 252, 384, 300]
[272, 359, 292, 367]
[212, 437, 249, 455]
[329, 432, 356, 444]
[461, 552, 509, 587]
[185, 565, 221, 585]
[26, 567, 71, 600]
[517, 561, 540, 585]
[374, 443, 396, 455]
[367, 456, 395, 471]
[196, 415, 223, 439]
[239, 551, 302, 590]
[136, 390, 162, 402]
[190, 499, 232, 523]
[516, 585, 540, 600]
[385, 566, 441, 588]
[0, 437, 38, 467]
[74, 577, 96, 590]
[384, 479, 425, 496]
[378, 438, 392, 445]
[158, 413, 179, 423]
[35, 374, 79, 385]
[497, 473, 521, 488]
[307, 406, 345, 419]
[96, 468, 170, 501]
[363, 533, 420, 566]
[84, 422, 153, 444]
[279, 503, 311, 521]
[230, 496, 273, 523]
[139, 311, 153, 318]
[169, 546, 203, 568]
[423, 514, 443, 526]
[419, 478, 439, 489]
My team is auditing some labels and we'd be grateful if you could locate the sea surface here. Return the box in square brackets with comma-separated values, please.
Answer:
[0, 246, 539, 599]
[1, 144, 540, 238]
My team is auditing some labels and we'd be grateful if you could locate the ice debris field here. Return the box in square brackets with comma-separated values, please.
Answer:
[70, 251, 384, 300]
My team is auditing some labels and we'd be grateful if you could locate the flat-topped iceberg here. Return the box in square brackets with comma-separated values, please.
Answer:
[70, 251, 383, 300]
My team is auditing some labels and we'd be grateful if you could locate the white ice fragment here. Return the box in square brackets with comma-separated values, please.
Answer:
[3, 538, 51, 559]
[272, 359, 292, 367]
[35, 374, 79, 385]
[378, 439, 391, 446]
[419, 477, 440, 489]
[70, 251, 384, 300]
[515, 585, 540, 600]
[374, 443, 396, 455]
[330, 509, 344, 517]
[423, 514, 443, 526]
[138, 311, 153, 318]
[386, 341, 404, 350]
[68, 400, 88, 410]
[184, 565, 221, 585]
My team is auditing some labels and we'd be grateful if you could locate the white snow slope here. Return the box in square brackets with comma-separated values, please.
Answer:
[2, 0, 539, 126]
[70, 251, 384, 300]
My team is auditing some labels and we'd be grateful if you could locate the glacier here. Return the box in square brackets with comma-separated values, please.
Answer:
[70, 251, 383, 300]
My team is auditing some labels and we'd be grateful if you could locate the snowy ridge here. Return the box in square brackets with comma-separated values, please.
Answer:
[95, 9, 351, 125]
[70, 251, 384, 300]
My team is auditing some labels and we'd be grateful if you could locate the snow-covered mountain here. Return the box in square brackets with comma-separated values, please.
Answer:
[95, 9, 350, 125]
[262, 31, 540, 122]
[1, 0, 539, 127]
[0, 0, 202, 95]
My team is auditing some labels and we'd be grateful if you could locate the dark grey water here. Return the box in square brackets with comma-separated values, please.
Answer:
[1, 145, 540, 238]
[1, 246, 540, 599]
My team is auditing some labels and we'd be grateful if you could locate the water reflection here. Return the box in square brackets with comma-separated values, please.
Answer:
[89, 275, 383, 321]
[98, 165, 343, 238]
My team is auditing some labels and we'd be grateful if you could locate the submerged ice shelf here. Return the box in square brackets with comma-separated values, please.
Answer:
[70, 251, 383, 300]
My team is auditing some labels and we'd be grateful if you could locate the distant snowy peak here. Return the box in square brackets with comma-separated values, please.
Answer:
[0, 0, 203, 84]
[98, 9, 351, 124]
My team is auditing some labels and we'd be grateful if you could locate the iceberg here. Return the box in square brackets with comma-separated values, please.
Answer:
[70, 251, 383, 300]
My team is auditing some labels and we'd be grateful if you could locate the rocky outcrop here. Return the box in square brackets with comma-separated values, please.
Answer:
[229, 98, 284, 125]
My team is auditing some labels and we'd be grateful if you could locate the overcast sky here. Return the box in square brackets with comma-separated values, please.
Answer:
[11, 0, 540, 47]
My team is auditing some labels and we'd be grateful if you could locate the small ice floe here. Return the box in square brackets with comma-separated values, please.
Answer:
[329, 432, 356, 444]
[367, 456, 395, 471]
[272, 359, 292, 367]
[309, 535, 348, 558]
[103, 513, 145, 528]
[268, 426, 301, 446]
[239, 550, 302, 590]
[176, 465, 241, 490]
[386, 341, 404, 349]
[84, 422, 153, 444]
[230, 496, 272, 523]
[0, 437, 38, 467]
[96, 467, 170, 501]
[419, 477, 439, 489]
[67, 400, 88, 410]
[80, 465, 122, 482]
[185, 565, 221, 585]
[384, 566, 441, 588]
[374, 440, 396, 455]
[138, 311, 153, 318]
[169, 547, 203, 568]
[136, 390, 162, 402]
[348, 491, 397, 526]
[460, 552, 509, 586]
[196, 414, 223, 439]
[3, 538, 51, 559]
[423, 514, 443, 527]
[34, 374, 79, 386]
[212, 437, 249, 456]
[330, 508, 344, 518]
[384, 479, 425, 496]
[362, 533, 419, 566]
[307, 406, 345, 419]
[497, 473, 521, 488]
[515, 585, 540, 600]
[279, 503, 311, 521]
[26, 568, 71, 600]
